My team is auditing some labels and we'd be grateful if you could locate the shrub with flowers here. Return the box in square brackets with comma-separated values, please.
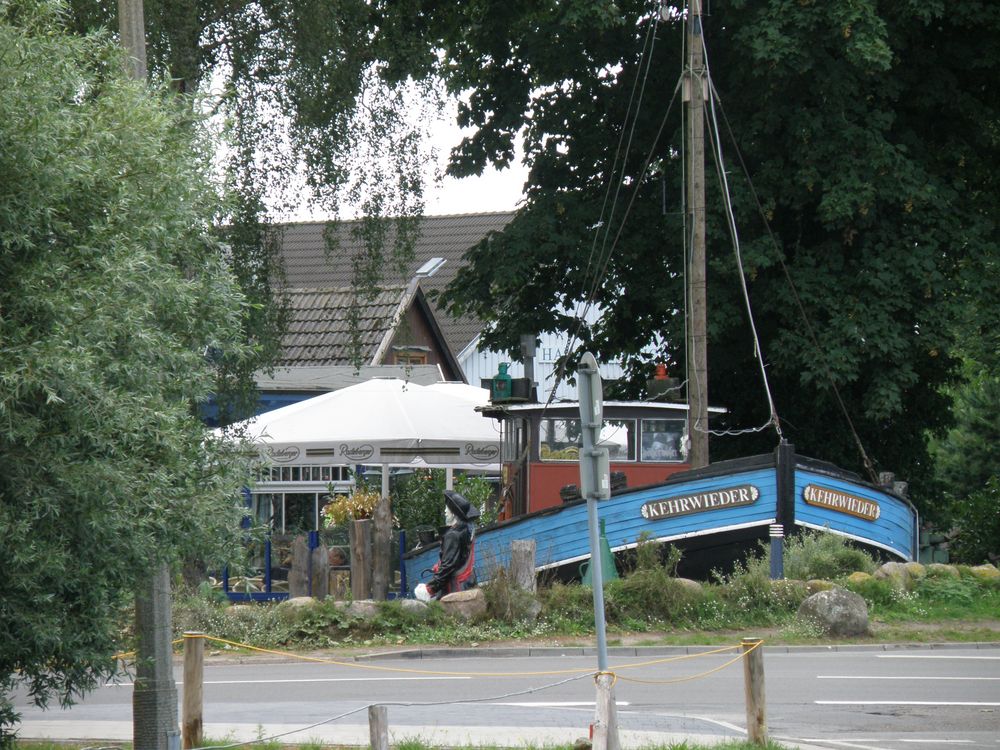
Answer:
[322, 486, 382, 526]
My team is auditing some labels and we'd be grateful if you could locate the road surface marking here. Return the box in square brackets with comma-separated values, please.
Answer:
[105, 676, 471, 687]
[876, 655, 1000, 660]
[487, 701, 630, 707]
[818, 675, 1000, 681]
[898, 740, 974, 744]
[816, 700, 1000, 707]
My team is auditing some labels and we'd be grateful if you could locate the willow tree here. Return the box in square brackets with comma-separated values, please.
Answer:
[66, 0, 441, 412]
[0, 2, 251, 731]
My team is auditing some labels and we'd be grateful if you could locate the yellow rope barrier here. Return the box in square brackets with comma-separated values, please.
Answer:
[113, 632, 761, 685]
[614, 638, 762, 684]
[113, 638, 185, 662]
[182, 634, 754, 681]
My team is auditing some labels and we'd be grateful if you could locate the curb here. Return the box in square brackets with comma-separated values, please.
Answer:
[355, 640, 1000, 661]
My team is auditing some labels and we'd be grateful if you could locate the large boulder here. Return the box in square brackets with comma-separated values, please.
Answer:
[806, 579, 836, 594]
[338, 599, 380, 619]
[874, 561, 912, 589]
[797, 587, 869, 637]
[440, 588, 488, 621]
[969, 563, 1000, 582]
[846, 571, 874, 586]
[904, 562, 927, 581]
[927, 563, 960, 579]
[674, 577, 705, 597]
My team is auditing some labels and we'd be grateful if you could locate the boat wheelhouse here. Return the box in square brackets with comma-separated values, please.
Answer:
[481, 399, 726, 518]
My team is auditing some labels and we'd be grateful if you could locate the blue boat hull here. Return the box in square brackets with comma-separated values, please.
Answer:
[404, 452, 918, 592]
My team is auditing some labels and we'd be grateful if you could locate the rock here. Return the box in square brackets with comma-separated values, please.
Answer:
[926, 563, 960, 578]
[573, 738, 593, 750]
[797, 587, 869, 637]
[674, 577, 705, 597]
[806, 579, 836, 594]
[338, 600, 380, 619]
[440, 588, 488, 620]
[904, 562, 927, 581]
[846, 571, 874, 586]
[523, 598, 544, 621]
[874, 561, 912, 588]
[280, 596, 316, 609]
[969, 563, 1000, 581]
[396, 599, 431, 618]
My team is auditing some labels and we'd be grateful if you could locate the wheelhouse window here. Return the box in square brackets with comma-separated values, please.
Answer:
[640, 419, 685, 462]
[539, 418, 636, 462]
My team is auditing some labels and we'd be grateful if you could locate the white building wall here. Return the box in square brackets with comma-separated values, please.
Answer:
[460, 330, 624, 402]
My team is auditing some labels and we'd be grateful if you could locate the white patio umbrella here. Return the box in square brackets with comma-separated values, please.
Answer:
[218, 378, 501, 498]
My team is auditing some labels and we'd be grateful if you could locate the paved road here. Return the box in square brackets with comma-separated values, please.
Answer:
[13, 644, 1000, 749]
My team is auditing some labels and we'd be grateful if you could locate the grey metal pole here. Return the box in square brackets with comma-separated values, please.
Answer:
[578, 353, 610, 670]
[586, 496, 609, 671]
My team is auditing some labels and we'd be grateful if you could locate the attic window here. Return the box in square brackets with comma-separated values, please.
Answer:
[392, 345, 430, 366]
[416, 257, 447, 277]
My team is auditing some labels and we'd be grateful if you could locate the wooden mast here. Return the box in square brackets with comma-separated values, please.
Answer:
[685, 0, 709, 467]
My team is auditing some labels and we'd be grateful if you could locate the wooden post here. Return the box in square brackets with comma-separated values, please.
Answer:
[181, 632, 204, 750]
[742, 638, 767, 744]
[372, 495, 392, 600]
[310, 541, 330, 599]
[288, 534, 310, 598]
[592, 672, 621, 750]
[510, 539, 537, 593]
[351, 519, 373, 600]
[368, 704, 389, 750]
[685, 0, 709, 468]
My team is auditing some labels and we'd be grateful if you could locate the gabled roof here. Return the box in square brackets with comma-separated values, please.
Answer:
[277, 282, 465, 379]
[277, 212, 516, 357]
[278, 285, 409, 368]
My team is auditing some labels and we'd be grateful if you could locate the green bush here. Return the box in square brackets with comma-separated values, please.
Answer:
[783, 530, 877, 580]
[173, 590, 291, 648]
[482, 568, 542, 623]
[913, 575, 978, 607]
[605, 569, 701, 626]
[625, 533, 682, 575]
[538, 581, 595, 632]
[843, 575, 900, 610]
[714, 549, 791, 619]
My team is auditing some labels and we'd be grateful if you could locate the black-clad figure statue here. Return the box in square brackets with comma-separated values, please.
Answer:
[420, 490, 479, 600]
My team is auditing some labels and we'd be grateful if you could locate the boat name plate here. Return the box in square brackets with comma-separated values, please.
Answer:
[803, 484, 880, 521]
[640, 484, 760, 521]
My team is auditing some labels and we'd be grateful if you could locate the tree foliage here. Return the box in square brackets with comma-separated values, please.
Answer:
[0, 2, 252, 730]
[65, 0, 444, 400]
[375, 0, 999, 512]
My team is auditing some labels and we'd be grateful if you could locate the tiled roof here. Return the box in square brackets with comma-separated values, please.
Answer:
[256, 364, 445, 391]
[277, 286, 408, 367]
[277, 212, 516, 356]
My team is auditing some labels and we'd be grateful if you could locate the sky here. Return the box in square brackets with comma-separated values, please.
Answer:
[424, 160, 527, 216]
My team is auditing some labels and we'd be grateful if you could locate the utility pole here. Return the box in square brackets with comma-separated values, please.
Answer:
[117, 3, 180, 749]
[685, 0, 709, 468]
[118, 0, 147, 80]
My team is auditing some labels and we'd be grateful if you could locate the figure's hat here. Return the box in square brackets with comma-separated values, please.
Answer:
[444, 490, 480, 522]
